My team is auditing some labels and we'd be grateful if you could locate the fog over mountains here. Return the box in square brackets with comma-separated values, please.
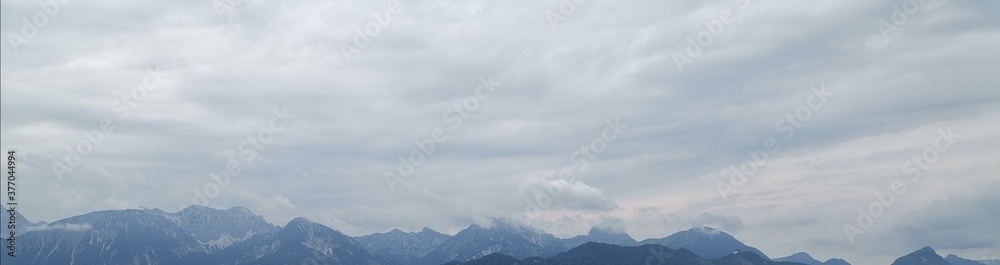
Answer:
[1, 206, 992, 265]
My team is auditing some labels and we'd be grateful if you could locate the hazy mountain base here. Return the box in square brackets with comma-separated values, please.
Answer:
[446, 242, 803, 265]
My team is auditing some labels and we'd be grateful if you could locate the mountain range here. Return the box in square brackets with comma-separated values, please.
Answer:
[217, 217, 392, 265]
[0, 206, 989, 265]
[889, 246, 998, 265]
[638, 226, 771, 260]
[774, 252, 850, 265]
[416, 219, 567, 265]
[444, 242, 798, 265]
[560, 226, 639, 249]
[947, 254, 991, 265]
[356, 227, 450, 264]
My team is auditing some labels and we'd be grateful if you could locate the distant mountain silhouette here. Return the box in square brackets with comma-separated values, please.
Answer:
[357, 227, 451, 263]
[418, 219, 566, 265]
[891, 247, 952, 265]
[561, 226, 638, 248]
[824, 258, 852, 265]
[446, 242, 802, 265]
[1, 205, 979, 265]
[775, 252, 852, 265]
[776, 252, 824, 265]
[945, 253, 986, 265]
[217, 217, 392, 264]
[6, 208, 215, 265]
[639, 226, 771, 260]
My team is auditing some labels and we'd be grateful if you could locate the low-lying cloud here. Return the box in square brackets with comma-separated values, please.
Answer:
[26, 223, 92, 232]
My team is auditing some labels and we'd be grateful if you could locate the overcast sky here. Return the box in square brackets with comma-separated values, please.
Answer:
[1, 0, 998, 264]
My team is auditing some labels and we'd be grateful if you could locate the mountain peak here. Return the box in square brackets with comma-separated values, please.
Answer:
[288, 217, 314, 226]
[418, 227, 443, 236]
[560, 226, 637, 248]
[284, 217, 323, 231]
[892, 246, 950, 265]
[775, 252, 823, 265]
[639, 226, 769, 260]
[356, 226, 451, 264]
[168, 205, 277, 250]
[824, 258, 852, 265]
[420, 218, 566, 264]
[229, 216, 388, 265]
[227, 206, 252, 213]
[181, 204, 214, 212]
[588, 226, 627, 235]
[669, 226, 734, 240]
[687, 226, 723, 235]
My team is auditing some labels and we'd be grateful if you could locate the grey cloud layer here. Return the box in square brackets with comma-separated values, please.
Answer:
[1, 1, 998, 264]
